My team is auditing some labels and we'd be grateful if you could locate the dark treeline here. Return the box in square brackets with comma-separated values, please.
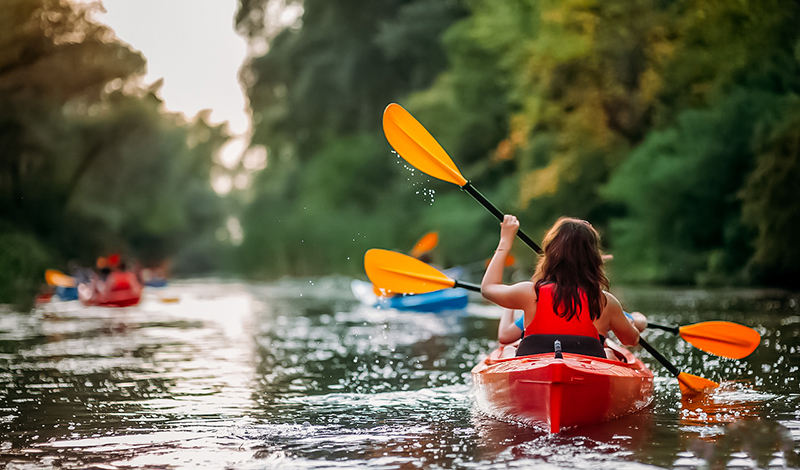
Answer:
[1, 0, 230, 307]
[234, 0, 800, 289]
[3, 0, 800, 308]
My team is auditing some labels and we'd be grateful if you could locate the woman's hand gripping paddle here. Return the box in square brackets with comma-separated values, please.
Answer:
[383, 103, 543, 255]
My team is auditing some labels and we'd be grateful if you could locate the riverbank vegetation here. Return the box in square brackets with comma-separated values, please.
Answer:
[1, 0, 230, 307]
[235, 0, 800, 289]
[3, 0, 799, 307]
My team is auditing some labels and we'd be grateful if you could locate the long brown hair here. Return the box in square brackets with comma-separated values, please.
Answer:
[533, 217, 609, 321]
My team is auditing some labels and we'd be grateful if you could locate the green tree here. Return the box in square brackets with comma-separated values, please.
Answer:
[741, 97, 800, 288]
[604, 90, 782, 284]
[0, 0, 230, 306]
[236, 0, 467, 277]
[601, 0, 800, 285]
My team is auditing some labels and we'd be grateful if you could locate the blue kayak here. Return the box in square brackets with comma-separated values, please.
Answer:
[351, 279, 468, 313]
[54, 285, 79, 301]
[144, 278, 168, 288]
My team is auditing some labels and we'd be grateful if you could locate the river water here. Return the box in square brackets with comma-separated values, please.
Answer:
[1, 279, 798, 469]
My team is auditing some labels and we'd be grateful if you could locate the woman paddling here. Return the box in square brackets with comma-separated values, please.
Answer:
[482, 215, 646, 359]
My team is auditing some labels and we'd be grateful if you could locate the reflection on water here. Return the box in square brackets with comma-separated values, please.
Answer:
[680, 383, 770, 429]
[0, 279, 798, 469]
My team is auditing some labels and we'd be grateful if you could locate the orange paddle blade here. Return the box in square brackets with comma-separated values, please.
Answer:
[383, 103, 468, 187]
[678, 321, 761, 359]
[409, 232, 439, 258]
[364, 249, 455, 294]
[677, 372, 719, 395]
[45, 269, 76, 288]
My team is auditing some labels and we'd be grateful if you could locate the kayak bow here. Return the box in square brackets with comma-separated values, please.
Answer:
[472, 342, 654, 433]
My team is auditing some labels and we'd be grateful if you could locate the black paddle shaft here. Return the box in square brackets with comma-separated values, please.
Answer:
[638, 337, 681, 378]
[647, 323, 681, 335]
[453, 279, 481, 292]
[461, 182, 543, 255]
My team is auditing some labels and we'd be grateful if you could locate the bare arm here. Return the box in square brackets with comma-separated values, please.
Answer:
[482, 215, 518, 291]
[604, 292, 641, 346]
[482, 215, 536, 310]
[498, 309, 523, 344]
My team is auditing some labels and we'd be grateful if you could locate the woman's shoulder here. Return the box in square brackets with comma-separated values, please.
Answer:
[602, 290, 622, 310]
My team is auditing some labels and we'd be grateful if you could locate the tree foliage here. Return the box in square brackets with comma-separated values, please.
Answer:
[741, 97, 800, 288]
[236, 0, 469, 277]
[234, 0, 800, 287]
[1, 0, 230, 306]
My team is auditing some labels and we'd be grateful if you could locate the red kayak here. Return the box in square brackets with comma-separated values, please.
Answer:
[471, 341, 654, 433]
[78, 272, 142, 307]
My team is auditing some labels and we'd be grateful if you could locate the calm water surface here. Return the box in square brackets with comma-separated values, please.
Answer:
[1, 279, 798, 469]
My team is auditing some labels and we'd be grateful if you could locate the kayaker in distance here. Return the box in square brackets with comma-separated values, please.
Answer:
[482, 215, 647, 360]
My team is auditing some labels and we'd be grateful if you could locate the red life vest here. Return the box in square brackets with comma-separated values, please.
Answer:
[524, 283, 600, 340]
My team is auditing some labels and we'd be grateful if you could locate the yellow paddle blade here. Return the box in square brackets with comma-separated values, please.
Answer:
[678, 321, 761, 359]
[364, 249, 456, 294]
[45, 269, 76, 288]
[383, 103, 468, 187]
[677, 372, 719, 395]
[409, 232, 439, 258]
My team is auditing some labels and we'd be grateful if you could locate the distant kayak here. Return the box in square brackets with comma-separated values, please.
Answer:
[55, 285, 79, 301]
[350, 279, 468, 313]
[144, 278, 168, 288]
[78, 272, 142, 307]
[472, 341, 654, 433]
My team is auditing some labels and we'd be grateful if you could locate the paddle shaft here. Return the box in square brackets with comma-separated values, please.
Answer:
[462, 182, 543, 255]
[646, 323, 680, 335]
[453, 279, 480, 292]
[638, 337, 681, 377]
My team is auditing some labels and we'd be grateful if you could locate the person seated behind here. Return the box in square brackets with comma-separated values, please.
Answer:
[483, 215, 647, 359]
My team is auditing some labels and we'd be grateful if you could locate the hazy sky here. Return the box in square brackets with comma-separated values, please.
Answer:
[98, 0, 250, 140]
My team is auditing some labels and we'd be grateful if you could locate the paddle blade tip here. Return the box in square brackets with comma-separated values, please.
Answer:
[45, 269, 76, 288]
[381, 103, 468, 187]
[679, 321, 762, 359]
[678, 372, 719, 396]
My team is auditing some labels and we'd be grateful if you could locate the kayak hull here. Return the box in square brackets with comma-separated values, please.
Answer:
[471, 344, 653, 433]
[351, 279, 468, 313]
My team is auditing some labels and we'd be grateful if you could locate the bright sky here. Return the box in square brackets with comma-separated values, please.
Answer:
[97, 0, 250, 168]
